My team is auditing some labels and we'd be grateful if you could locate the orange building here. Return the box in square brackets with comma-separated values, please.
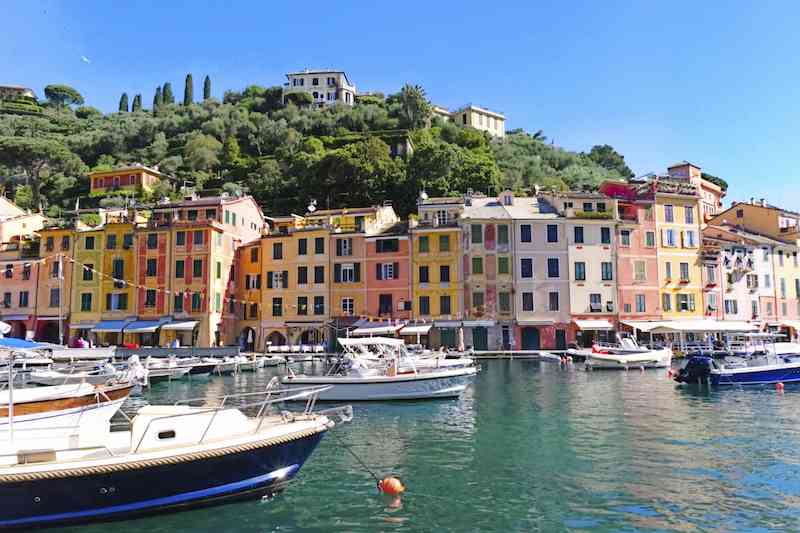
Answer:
[34, 225, 74, 343]
[0, 239, 40, 339]
[89, 164, 168, 198]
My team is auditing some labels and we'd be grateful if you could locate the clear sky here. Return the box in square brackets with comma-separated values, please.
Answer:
[3, 1, 799, 205]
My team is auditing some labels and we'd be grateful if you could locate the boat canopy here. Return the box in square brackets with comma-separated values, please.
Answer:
[0, 337, 45, 349]
[338, 336, 406, 347]
[91, 320, 132, 333]
[399, 324, 432, 336]
[574, 319, 614, 330]
[622, 319, 757, 333]
[350, 321, 405, 336]
[161, 320, 199, 331]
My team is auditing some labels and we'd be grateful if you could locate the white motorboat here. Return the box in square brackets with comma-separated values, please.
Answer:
[282, 337, 477, 400]
[570, 334, 673, 370]
[262, 355, 286, 367]
[27, 361, 128, 386]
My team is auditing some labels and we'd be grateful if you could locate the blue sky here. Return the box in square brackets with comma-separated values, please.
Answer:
[3, 1, 799, 204]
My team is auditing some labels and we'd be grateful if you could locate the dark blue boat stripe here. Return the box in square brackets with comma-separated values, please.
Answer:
[0, 464, 299, 526]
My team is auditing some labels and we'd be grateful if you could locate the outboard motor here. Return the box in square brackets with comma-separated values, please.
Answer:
[675, 355, 714, 384]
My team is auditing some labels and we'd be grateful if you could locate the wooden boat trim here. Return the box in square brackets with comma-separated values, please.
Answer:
[0, 384, 132, 418]
[0, 423, 328, 483]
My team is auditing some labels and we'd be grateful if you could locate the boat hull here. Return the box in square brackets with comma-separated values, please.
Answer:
[0, 430, 325, 529]
[584, 348, 673, 370]
[712, 363, 800, 386]
[282, 367, 477, 400]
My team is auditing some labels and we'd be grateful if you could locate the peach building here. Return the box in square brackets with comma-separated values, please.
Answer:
[0, 240, 40, 339]
[89, 164, 168, 197]
[365, 224, 412, 321]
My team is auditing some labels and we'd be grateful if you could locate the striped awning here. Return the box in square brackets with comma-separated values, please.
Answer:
[92, 320, 132, 333]
[161, 320, 199, 331]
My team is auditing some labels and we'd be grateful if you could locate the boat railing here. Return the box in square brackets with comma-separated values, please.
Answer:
[133, 384, 334, 453]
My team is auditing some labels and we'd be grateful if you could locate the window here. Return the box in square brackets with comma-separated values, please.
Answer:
[763, 247, 770, 262]
[645, 231, 656, 247]
[205, 208, 216, 220]
[747, 274, 758, 289]
[193, 259, 203, 277]
[315, 237, 325, 254]
[684, 231, 697, 248]
[498, 225, 509, 245]
[597, 202, 606, 212]
[634, 261, 646, 282]
[3, 265, 10, 279]
[665, 262, 673, 280]
[767, 302, 774, 316]
[472, 292, 484, 310]
[575, 262, 586, 281]
[419, 236, 429, 253]
[376, 239, 399, 253]
[45, 237, 54, 251]
[298, 266, 308, 284]
[272, 298, 282, 316]
[779, 251, 785, 267]
[582, 202, 594, 212]
[620, 230, 631, 247]
[419, 296, 430, 315]
[335, 238, 352, 257]
[684, 206, 694, 224]
[440, 265, 451, 283]
[176, 231, 186, 246]
[297, 296, 308, 315]
[314, 265, 324, 284]
[574, 226, 584, 244]
[498, 292, 511, 313]
[175, 260, 184, 278]
[439, 235, 450, 251]
[781, 278, 788, 298]
[273, 242, 283, 260]
[379, 294, 393, 314]
[216, 261, 221, 279]
[338, 264, 354, 283]
[724, 299, 738, 314]
[471, 224, 483, 244]
[547, 258, 559, 278]
[549, 291, 560, 311]
[77, 292, 92, 312]
[61, 236, 70, 250]
[440, 295, 452, 315]
[664, 205, 674, 222]
[49, 288, 60, 308]
[662, 293, 672, 312]
[635, 294, 646, 313]
[18, 291, 28, 308]
[796, 278, 800, 298]
[379, 263, 396, 280]
[85, 236, 95, 250]
[341, 298, 354, 315]
[193, 230, 204, 245]
[498, 256, 510, 275]
[2, 292, 10, 308]
[22, 264, 30, 280]
[173, 294, 184, 312]
[298, 238, 308, 256]
[522, 292, 534, 311]
[146, 258, 157, 277]
[419, 266, 429, 283]
[145, 289, 156, 308]
[764, 274, 772, 289]
[520, 224, 532, 243]
[752, 300, 759, 317]
[472, 257, 484, 275]
[147, 233, 157, 249]
[250, 248, 259, 262]
[520, 258, 533, 278]
[106, 234, 117, 249]
[783, 302, 788, 316]
[680, 262, 690, 281]
[191, 293, 201, 312]
[677, 294, 695, 312]
[123, 233, 134, 248]
[664, 229, 676, 247]
[589, 293, 602, 312]
[601, 262, 613, 281]
[187, 209, 198, 221]
[547, 225, 558, 243]
[601, 227, 611, 244]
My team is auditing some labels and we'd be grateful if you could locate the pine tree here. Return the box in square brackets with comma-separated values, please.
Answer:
[203, 75, 211, 100]
[183, 74, 194, 106]
[118, 92, 129, 112]
[153, 86, 162, 112]
[163, 82, 174, 104]
[131, 94, 142, 112]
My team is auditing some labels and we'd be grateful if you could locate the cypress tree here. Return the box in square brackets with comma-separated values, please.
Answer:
[203, 75, 211, 100]
[131, 94, 142, 112]
[183, 73, 193, 106]
[153, 86, 162, 112]
[162, 82, 174, 104]
[118, 92, 129, 112]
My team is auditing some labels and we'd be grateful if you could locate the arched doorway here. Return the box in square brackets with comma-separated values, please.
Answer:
[240, 327, 256, 352]
[10, 322, 26, 339]
[267, 331, 287, 347]
[299, 329, 322, 345]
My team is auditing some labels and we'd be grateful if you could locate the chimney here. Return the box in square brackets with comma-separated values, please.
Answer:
[750, 198, 756, 205]
[464, 188, 473, 207]
[760, 198, 767, 207]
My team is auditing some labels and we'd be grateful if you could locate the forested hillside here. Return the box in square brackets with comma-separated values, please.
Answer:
[0, 79, 634, 218]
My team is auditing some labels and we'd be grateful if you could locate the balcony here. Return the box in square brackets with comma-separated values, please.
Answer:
[567, 209, 614, 220]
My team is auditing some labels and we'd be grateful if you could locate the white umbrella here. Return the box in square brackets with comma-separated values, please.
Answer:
[0, 321, 10, 336]
[247, 329, 254, 343]
[457, 327, 465, 352]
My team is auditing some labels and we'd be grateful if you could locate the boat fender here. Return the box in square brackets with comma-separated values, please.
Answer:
[777, 382, 785, 392]
[378, 476, 405, 495]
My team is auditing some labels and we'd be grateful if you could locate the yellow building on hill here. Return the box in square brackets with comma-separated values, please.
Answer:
[89, 164, 168, 198]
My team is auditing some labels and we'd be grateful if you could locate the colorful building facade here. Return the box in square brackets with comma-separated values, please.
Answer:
[88, 164, 167, 198]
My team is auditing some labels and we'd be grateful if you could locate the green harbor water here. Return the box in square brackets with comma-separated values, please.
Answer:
[60, 360, 800, 532]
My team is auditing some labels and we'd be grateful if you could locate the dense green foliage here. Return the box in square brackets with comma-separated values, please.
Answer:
[702, 172, 728, 191]
[0, 81, 634, 218]
[43, 84, 84, 108]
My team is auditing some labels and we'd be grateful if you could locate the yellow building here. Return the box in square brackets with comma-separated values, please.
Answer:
[235, 238, 263, 351]
[34, 225, 75, 343]
[653, 180, 704, 319]
[69, 226, 104, 338]
[88, 164, 167, 198]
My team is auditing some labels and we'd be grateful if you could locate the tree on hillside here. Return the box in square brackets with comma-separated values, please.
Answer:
[131, 94, 142, 112]
[183, 74, 194, 106]
[395, 84, 431, 129]
[118, 93, 129, 112]
[203, 75, 211, 100]
[44, 84, 84, 108]
[183, 132, 222, 172]
[162, 82, 174, 104]
[0, 137, 84, 211]
[153, 86, 162, 111]
[284, 92, 312, 107]
[586, 144, 634, 179]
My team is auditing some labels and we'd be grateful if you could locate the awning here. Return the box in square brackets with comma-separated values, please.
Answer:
[624, 319, 758, 334]
[0, 337, 45, 349]
[339, 337, 406, 347]
[351, 324, 404, 336]
[36, 316, 63, 321]
[399, 324, 432, 336]
[69, 323, 96, 330]
[161, 320, 199, 331]
[434, 320, 462, 328]
[285, 321, 325, 327]
[516, 320, 556, 326]
[123, 319, 170, 333]
[0, 314, 29, 321]
[91, 320, 132, 333]
[574, 319, 614, 330]
[462, 320, 496, 327]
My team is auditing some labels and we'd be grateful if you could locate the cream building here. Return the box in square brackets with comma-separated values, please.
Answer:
[451, 104, 505, 138]
[282, 69, 356, 107]
[0, 197, 45, 244]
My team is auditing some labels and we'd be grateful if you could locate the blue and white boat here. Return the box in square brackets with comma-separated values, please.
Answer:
[0, 384, 350, 529]
[675, 333, 800, 386]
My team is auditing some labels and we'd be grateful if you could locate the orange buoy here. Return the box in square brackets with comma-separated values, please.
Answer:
[777, 382, 785, 391]
[379, 476, 405, 495]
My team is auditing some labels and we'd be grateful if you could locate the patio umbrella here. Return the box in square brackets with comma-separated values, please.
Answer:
[247, 329, 254, 343]
[457, 326, 465, 352]
[0, 321, 10, 336]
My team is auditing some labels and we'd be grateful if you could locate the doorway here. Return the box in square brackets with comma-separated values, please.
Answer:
[521, 327, 541, 350]
[472, 327, 488, 351]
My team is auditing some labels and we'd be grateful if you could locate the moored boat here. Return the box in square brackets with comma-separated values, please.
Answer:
[569, 334, 673, 370]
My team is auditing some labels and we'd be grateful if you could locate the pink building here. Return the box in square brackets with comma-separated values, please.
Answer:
[365, 225, 412, 320]
[0, 241, 40, 339]
[600, 182, 661, 324]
